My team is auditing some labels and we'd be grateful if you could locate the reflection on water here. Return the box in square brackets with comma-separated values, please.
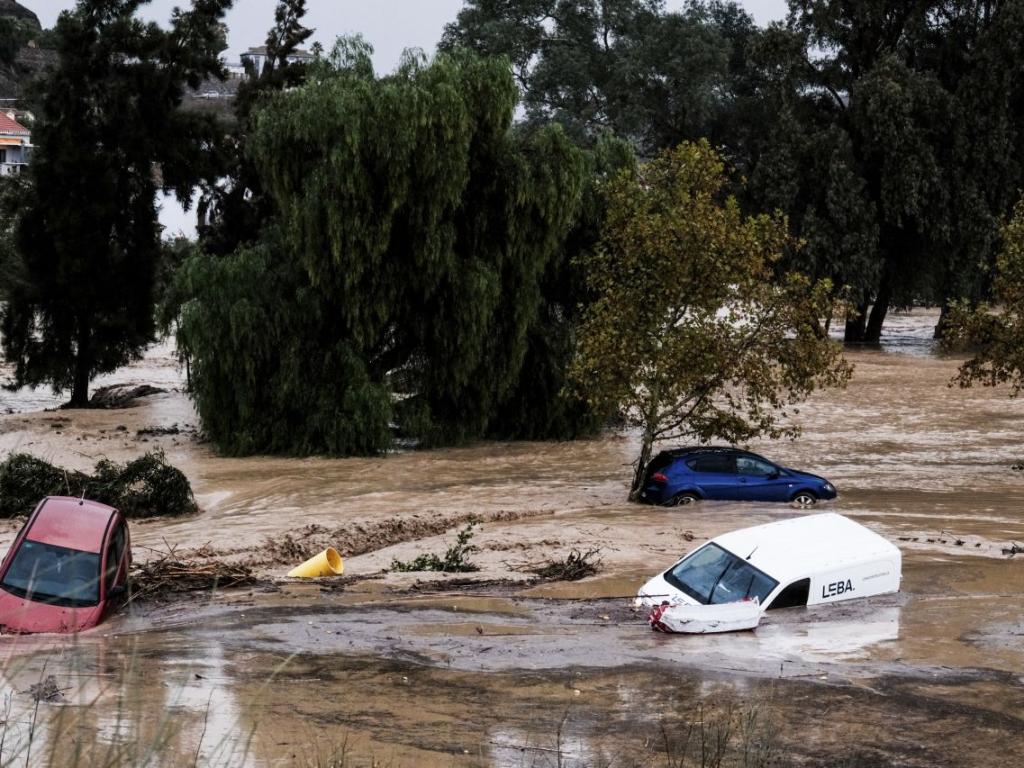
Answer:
[829, 308, 941, 357]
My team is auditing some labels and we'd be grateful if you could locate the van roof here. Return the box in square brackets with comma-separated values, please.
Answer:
[713, 513, 899, 585]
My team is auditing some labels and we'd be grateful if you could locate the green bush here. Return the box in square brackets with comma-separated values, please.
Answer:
[390, 524, 480, 573]
[0, 450, 197, 519]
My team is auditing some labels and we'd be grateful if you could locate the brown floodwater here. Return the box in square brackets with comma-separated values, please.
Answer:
[2, 310, 1024, 766]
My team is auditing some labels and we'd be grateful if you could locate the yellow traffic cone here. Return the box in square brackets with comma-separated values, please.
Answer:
[287, 547, 344, 578]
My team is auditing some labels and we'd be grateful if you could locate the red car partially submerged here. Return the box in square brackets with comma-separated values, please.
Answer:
[0, 497, 131, 634]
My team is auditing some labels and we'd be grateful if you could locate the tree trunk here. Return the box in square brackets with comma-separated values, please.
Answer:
[933, 303, 950, 340]
[864, 280, 892, 345]
[629, 433, 654, 502]
[69, 326, 91, 408]
[843, 292, 869, 344]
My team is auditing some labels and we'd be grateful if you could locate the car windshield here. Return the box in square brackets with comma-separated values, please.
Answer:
[664, 543, 778, 605]
[1, 539, 101, 608]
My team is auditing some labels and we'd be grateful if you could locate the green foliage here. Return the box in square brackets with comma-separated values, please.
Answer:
[0, 454, 77, 518]
[0, 450, 197, 519]
[0, 0, 232, 406]
[179, 47, 588, 455]
[568, 141, 852, 494]
[199, 0, 313, 257]
[390, 524, 480, 573]
[944, 199, 1024, 392]
[446, 1, 1024, 343]
[488, 131, 636, 439]
[0, 17, 35, 65]
[441, 0, 758, 156]
[154, 236, 200, 335]
[175, 232, 393, 456]
[747, 0, 1024, 342]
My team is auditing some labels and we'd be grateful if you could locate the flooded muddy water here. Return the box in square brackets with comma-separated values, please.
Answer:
[2, 309, 1024, 766]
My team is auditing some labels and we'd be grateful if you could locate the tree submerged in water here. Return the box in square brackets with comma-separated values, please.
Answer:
[177, 45, 591, 456]
[944, 199, 1024, 393]
[568, 141, 853, 497]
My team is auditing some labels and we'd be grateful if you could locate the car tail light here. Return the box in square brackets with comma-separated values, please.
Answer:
[651, 472, 668, 483]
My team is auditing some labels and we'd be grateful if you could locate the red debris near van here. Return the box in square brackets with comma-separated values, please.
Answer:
[0, 497, 131, 634]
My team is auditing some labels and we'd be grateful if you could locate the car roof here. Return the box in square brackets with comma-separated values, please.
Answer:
[657, 446, 767, 461]
[26, 497, 119, 554]
[658, 446, 738, 458]
[710, 513, 900, 585]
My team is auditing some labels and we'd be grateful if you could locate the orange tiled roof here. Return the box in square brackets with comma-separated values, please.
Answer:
[0, 112, 30, 136]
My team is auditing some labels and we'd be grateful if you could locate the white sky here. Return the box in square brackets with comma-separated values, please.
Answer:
[31, 1, 790, 73]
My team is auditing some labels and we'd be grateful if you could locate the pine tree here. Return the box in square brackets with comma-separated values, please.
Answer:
[0, 0, 232, 406]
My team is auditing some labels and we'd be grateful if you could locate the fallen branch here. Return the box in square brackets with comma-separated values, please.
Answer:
[131, 551, 257, 601]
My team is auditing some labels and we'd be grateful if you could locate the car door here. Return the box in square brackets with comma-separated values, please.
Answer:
[101, 521, 129, 616]
[734, 455, 791, 501]
[685, 454, 738, 499]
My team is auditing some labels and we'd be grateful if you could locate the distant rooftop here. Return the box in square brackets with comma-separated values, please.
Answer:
[241, 46, 314, 59]
[0, 111, 29, 135]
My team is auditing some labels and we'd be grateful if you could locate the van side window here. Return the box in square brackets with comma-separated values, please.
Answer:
[767, 578, 810, 610]
[687, 455, 735, 473]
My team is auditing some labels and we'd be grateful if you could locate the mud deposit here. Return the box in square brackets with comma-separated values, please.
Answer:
[2, 310, 1024, 767]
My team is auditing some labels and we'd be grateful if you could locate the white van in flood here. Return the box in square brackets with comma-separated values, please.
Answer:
[637, 513, 902, 613]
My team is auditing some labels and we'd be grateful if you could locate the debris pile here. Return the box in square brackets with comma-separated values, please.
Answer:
[530, 548, 602, 581]
[131, 551, 257, 601]
[86, 384, 166, 409]
[26, 675, 67, 703]
[0, 450, 197, 519]
[261, 509, 551, 566]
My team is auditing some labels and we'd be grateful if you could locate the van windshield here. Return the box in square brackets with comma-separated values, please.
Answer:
[1, 540, 101, 608]
[664, 543, 778, 605]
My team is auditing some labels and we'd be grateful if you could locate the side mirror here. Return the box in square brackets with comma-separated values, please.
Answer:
[108, 584, 127, 601]
[768, 470, 780, 480]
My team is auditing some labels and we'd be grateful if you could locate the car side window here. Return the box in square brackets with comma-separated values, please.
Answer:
[736, 456, 776, 477]
[767, 578, 810, 610]
[686, 455, 735, 474]
[104, 524, 127, 592]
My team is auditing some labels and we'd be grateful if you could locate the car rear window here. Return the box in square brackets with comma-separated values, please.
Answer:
[1, 540, 101, 608]
[664, 543, 778, 605]
[646, 453, 677, 476]
[686, 455, 735, 473]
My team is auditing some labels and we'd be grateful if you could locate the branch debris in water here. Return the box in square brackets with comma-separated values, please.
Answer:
[131, 548, 257, 601]
[529, 549, 602, 581]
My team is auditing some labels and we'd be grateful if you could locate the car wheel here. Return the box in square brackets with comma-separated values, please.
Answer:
[664, 492, 699, 507]
[792, 491, 818, 507]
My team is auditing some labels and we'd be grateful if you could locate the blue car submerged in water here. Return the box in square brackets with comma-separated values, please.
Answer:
[638, 447, 837, 506]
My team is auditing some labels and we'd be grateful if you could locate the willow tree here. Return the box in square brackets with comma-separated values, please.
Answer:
[568, 141, 852, 497]
[179, 46, 587, 454]
[0, 0, 231, 406]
